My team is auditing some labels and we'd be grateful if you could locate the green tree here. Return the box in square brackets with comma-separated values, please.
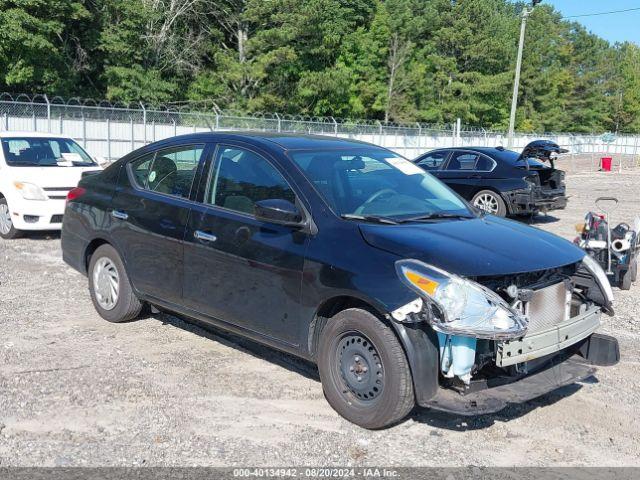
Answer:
[0, 0, 94, 94]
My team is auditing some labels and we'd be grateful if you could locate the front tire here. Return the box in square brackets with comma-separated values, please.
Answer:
[472, 190, 507, 217]
[88, 244, 143, 323]
[0, 198, 22, 239]
[317, 308, 415, 429]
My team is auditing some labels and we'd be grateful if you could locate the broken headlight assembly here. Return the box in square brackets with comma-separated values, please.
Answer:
[394, 259, 528, 340]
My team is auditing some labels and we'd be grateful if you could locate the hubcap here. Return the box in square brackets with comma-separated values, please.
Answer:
[474, 193, 499, 214]
[0, 203, 12, 235]
[337, 334, 384, 401]
[93, 257, 120, 310]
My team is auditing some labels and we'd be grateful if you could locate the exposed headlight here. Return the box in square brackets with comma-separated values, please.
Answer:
[13, 182, 48, 201]
[582, 254, 614, 305]
[395, 259, 528, 340]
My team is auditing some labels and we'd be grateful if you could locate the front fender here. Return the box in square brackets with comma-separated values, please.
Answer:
[390, 321, 440, 405]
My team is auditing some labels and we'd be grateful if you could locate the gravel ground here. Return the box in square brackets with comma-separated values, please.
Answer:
[0, 171, 639, 467]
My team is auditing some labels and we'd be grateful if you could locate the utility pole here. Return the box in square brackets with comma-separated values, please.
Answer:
[507, 1, 541, 149]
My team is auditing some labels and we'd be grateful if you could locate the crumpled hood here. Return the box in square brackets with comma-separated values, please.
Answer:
[359, 215, 585, 277]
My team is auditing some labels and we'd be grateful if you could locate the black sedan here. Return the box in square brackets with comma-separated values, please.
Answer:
[413, 140, 568, 217]
[62, 133, 616, 428]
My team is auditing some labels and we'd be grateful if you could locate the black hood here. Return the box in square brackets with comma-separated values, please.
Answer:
[359, 215, 585, 277]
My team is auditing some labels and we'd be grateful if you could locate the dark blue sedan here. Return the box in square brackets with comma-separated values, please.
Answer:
[61, 133, 617, 428]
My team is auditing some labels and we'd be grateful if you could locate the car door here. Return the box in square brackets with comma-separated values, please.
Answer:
[436, 150, 485, 199]
[110, 143, 209, 304]
[182, 143, 309, 346]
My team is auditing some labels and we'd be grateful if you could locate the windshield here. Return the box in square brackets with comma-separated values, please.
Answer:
[289, 148, 473, 221]
[1, 137, 96, 167]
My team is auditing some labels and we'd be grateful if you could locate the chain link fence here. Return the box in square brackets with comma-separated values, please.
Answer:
[1, 93, 639, 172]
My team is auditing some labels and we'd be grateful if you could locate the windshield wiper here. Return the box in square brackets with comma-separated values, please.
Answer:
[341, 214, 399, 225]
[399, 212, 476, 222]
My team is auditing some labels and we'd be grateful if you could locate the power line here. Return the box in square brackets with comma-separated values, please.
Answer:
[562, 7, 640, 19]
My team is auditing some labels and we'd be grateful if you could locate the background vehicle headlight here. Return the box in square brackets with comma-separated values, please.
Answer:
[582, 254, 614, 305]
[13, 182, 48, 201]
[395, 259, 528, 340]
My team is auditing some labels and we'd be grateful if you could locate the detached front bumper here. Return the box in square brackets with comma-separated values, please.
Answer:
[422, 333, 619, 415]
[503, 187, 568, 215]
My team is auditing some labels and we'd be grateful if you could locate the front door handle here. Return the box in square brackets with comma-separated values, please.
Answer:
[194, 230, 217, 243]
[111, 210, 129, 220]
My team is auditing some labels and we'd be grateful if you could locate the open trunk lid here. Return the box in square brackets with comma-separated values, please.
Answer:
[517, 140, 567, 169]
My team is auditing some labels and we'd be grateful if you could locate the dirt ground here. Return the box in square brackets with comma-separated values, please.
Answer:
[0, 171, 639, 467]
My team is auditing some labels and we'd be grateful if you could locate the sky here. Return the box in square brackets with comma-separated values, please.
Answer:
[545, 0, 640, 45]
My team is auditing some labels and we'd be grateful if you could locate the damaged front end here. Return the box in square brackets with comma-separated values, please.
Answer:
[391, 257, 619, 415]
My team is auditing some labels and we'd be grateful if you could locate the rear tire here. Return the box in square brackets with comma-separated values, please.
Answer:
[472, 190, 507, 217]
[0, 198, 22, 239]
[317, 308, 415, 429]
[88, 244, 143, 323]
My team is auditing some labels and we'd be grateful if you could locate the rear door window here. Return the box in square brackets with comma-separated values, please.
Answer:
[129, 145, 204, 199]
[446, 152, 480, 171]
[475, 155, 496, 172]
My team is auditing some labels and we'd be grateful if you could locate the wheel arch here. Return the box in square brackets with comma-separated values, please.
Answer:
[307, 294, 440, 405]
[307, 295, 388, 357]
[84, 237, 122, 273]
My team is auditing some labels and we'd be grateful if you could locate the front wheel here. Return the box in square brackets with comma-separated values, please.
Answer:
[317, 308, 415, 429]
[88, 244, 143, 322]
[0, 198, 22, 239]
[472, 190, 507, 217]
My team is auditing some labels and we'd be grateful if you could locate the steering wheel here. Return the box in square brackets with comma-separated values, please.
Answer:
[355, 188, 397, 215]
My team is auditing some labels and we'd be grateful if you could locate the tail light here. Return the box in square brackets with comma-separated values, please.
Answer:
[66, 187, 86, 205]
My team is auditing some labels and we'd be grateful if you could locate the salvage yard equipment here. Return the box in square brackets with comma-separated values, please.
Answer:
[575, 197, 639, 290]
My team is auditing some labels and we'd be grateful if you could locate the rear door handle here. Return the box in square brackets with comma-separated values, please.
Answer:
[111, 210, 128, 220]
[194, 230, 217, 243]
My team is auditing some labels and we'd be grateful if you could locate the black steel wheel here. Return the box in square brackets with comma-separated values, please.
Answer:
[318, 308, 414, 429]
[336, 333, 384, 402]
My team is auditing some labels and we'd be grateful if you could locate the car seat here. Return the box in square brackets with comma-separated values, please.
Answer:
[305, 154, 346, 211]
[149, 156, 177, 194]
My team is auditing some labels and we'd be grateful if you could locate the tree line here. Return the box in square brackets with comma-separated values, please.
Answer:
[1, 0, 639, 133]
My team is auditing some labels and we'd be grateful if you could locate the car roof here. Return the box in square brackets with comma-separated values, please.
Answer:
[0, 131, 72, 139]
[144, 131, 377, 152]
[418, 146, 521, 161]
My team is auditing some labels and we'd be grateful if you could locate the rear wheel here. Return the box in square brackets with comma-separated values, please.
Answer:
[317, 308, 415, 429]
[0, 198, 22, 239]
[472, 190, 507, 217]
[88, 244, 142, 322]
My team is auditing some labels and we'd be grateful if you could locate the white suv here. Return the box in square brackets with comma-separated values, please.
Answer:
[0, 132, 102, 239]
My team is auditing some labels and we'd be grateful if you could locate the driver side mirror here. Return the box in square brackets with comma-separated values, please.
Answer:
[254, 199, 304, 227]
